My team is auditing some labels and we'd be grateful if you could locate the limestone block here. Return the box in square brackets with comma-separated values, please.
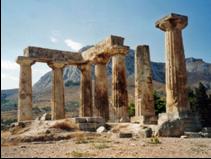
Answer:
[155, 118, 185, 137]
[119, 132, 133, 138]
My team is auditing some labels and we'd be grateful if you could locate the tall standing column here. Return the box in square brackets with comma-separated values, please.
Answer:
[133, 45, 157, 124]
[111, 54, 129, 122]
[79, 64, 93, 117]
[94, 63, 109, 121]
[48, 62, 66, 120]
[16, 58, 34, 122]
[156, 13, 190, 117]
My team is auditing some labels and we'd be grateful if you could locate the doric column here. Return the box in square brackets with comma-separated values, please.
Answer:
[133, 45, 157, 124]
[111, 54, 129, 122]
[156, 13, 190, 117]
[16, 58, 34, 122]
[48, 62, 66, 120]
[78, 64, 93, 117]
[94, 63, 109, 121]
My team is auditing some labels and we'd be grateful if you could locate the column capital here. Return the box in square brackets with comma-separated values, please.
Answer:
[16, 56, 35, 66]
[48, 61, 66, 69]
[155, 13, 188, 31]
[78, 63, 91, 72]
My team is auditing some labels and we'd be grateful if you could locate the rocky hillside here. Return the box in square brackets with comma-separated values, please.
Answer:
[33, 47, 211, 92]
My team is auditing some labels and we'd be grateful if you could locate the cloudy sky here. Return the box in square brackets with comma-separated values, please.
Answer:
[1, 0, 211, 90]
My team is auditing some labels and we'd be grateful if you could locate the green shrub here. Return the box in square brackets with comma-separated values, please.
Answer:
[150, 135, 160, 144]
[128, 103, 135, 117]
[154, 91, 166, 115]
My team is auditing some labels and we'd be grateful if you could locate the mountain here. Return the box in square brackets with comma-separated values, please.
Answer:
[32, 47, 211, 92]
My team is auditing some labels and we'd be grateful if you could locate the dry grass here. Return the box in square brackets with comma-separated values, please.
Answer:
[66, 150, 96, 158]
[93, 143, 110, 149]
[50, 119, 78, 131]
[111, 124, 128, 133]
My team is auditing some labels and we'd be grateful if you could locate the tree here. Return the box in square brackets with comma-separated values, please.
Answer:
[128, 103, 135, 117]
[194, 82, 211, 127]
[153, 91, 166, 115]
[187, 87, 197, 112]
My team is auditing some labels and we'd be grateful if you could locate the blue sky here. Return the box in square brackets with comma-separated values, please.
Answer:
[1, 0, 211, 89]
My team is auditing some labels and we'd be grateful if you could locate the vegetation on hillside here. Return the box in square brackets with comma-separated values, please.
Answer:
[188, 82, 211, 127]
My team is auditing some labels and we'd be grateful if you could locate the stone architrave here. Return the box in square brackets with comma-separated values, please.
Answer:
[16, 58, 35, 122]
[48, 62, 66, 120]
[111, 54, 129, 122]
[155, 13, 190, 117]
[94, 63, 109, 121]
[78, 64, 93, 117]
[133, 45, 157, 124]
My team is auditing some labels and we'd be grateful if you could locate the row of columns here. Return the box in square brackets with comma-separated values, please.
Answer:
[17, 13, 189, 123]
[17, 54, 129, 122]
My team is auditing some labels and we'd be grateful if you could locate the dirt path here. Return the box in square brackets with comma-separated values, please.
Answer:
[1, 137, 211, 158]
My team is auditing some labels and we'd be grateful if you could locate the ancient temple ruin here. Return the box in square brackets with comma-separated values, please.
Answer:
[16, 36, 129, 122]
[16, 13, 200, 136]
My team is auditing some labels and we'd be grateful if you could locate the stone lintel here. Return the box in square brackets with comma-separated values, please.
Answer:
[82, 35, 129, 63]
[82, 45, 129, 64]
[23, 46, 85, 65]
[155, 13, 188, 31]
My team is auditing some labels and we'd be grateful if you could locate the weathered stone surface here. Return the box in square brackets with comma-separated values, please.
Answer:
[156, 13, 190, 117]
[24, 46, 84, 64]
[131, 116, 158, 125]
[202, 127, 211, 133]
[77, 123, 102, 132]
[73, 117, 87, 123]
[111, 54, 129, 122]
[184, 132, 202, 138]
[134, 45, 156, 124]
[48, 62, 66, 120]
[96, 126, 107, 133]
[78, 64, 93, 117]
[40, 113, 51, 121]
[73, 117, 105, 124]
[119, 132, 133, 138]
[81, 35, 129, 63]
[94, 64, 109, 121]
[16, 59, 34, 122]
[155, 13, 188, 31]
[155, 118, 185, 137]
[139, 127, 153, 138]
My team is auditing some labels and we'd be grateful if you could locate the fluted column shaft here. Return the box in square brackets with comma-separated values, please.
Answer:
[94, 63, 109, 121]
[165, 29, 189, 115]
[49, 62, 66, 120]
[79, 64, 93, 117]
[155, 13, 190, 117]
[111, 54, 128, 122]
[135, 45, 155, 117]
[17, 59, 34, 122]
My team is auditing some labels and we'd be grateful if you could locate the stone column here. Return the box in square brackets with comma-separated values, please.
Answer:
[155, 13, 190, 117]
[111, 54, 129, 122]
[48, 62, 66, 120]
[16, 58, 34, 122]
[94, 63, 109, 121]
[78, 64, 93, 117]
[133, 45, 157, 124]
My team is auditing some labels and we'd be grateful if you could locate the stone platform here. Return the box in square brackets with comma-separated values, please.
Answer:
[72, 117, 105, 132]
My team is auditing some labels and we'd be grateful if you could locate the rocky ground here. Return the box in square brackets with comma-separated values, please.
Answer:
[1, 135, 211, 158]
[1, 118, 211, 158]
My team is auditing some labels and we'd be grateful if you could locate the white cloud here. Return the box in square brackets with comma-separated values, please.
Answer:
[64, 39, 82, 51]
[1, 73, 18, 81]
[1, 59, 19, 70]
[50, 36, 58, 43]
